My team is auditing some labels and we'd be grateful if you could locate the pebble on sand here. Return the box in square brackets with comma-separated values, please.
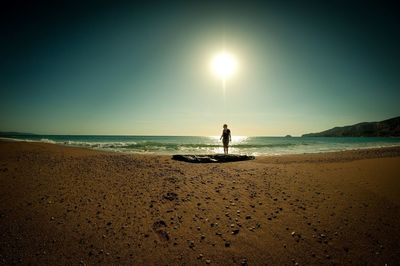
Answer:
[232, 229, 240, 235]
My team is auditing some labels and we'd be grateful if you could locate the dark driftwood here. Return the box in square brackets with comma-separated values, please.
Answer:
[172, 154, 255, 163]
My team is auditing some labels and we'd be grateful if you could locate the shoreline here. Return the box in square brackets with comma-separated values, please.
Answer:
[1, 140, 399, 265]
[1, 137, 400, 159]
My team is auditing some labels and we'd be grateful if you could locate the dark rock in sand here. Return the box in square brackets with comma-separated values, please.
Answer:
[152, 220, 169, 241]
[162, 192, 179, 201]
[172, 154, 255, 163]
[158, 230, 170, 241]
[152, 220, 167, 229]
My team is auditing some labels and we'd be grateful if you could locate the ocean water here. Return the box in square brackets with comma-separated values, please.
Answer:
[2, 135, 400, 155]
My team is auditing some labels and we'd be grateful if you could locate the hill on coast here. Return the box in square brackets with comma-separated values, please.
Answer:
[302, 116, 400, 137]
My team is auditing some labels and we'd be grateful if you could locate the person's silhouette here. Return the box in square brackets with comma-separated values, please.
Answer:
[220, 124, 231, 155]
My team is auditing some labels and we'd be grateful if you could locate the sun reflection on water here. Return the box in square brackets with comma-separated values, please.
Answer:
[208, 136, 248, 154]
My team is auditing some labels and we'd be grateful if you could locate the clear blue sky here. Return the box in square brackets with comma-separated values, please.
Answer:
[1, 1, 399, 136]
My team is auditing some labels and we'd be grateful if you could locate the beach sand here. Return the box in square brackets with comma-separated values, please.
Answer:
[0, 140, 399, 265]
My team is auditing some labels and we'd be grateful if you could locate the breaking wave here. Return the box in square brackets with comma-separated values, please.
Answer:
[1, 135, 400, 155]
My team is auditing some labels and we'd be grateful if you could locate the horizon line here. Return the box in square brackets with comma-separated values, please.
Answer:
[0, 132, 301, 137]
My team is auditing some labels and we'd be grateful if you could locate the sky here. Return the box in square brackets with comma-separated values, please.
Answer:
[1, 0, 399, 136]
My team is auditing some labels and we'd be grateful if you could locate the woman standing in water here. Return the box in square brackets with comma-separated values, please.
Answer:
[220, 124, 232, 155]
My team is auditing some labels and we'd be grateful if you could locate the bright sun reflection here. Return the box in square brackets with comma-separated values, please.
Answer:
[210, 136, 248, 154]
[211, 51, 238, 80]
[210, 135, 247, 144]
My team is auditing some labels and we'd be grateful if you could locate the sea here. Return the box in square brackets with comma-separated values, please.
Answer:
[2, 135, 400, 156]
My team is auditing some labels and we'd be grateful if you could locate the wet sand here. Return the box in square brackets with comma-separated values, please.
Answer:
[0, 140, 400, 265]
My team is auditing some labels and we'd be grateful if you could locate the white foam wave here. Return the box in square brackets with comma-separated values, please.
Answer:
[40, 138, 56, 144]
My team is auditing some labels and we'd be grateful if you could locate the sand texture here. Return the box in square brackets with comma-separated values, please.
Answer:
[1, 141, 400, 265]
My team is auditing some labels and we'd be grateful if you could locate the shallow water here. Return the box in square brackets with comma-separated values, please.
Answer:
[2, 135, 400, 155]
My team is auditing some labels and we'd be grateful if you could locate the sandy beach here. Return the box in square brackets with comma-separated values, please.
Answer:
[0, 140, 400, 265]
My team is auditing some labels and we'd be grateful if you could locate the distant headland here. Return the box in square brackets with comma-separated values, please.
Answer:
[302, 116, 400, 137]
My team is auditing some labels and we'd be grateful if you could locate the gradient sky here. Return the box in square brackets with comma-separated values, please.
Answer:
[1, 0, 399, 136]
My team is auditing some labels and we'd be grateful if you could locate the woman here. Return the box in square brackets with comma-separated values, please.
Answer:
[220, 124, 231, 155]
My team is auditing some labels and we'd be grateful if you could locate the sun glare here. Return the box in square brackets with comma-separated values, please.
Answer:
[211, 51, 238, 80]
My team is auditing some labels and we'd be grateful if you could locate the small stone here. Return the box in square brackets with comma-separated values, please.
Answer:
[232, 229, 240, 235]
[158, 230, 170, 241]
[225, 241, 231, 247]
[197, 254, 203, 259]
[163, 192, 179, 201]
[206, 259, 211, 264]
[245, 215, 251, 220]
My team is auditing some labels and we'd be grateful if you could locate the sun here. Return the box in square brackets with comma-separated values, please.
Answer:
[211, 51, 238, 80]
